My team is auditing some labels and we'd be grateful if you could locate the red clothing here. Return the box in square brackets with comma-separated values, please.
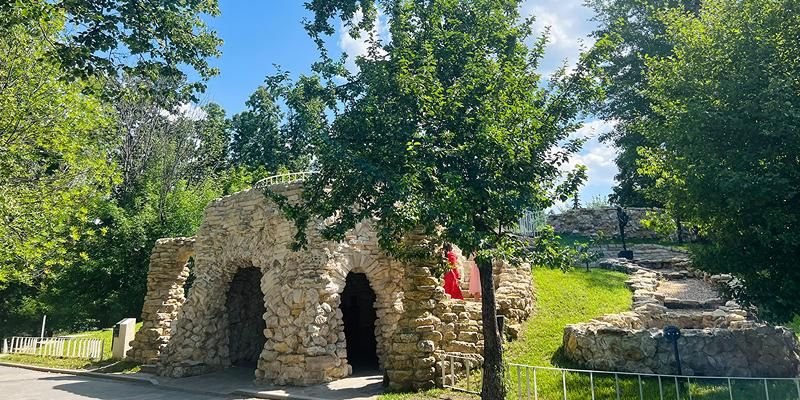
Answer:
[444, 268, 464, 300]
[446, 251, 458, 266]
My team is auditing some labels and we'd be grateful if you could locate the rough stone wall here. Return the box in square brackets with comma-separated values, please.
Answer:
[145, 180, 534, 390]
[563, 258, 800, 377]
[564, 314, 800, 377]
[156, 183, 407, 385]
[548, 208, 660, 239]
[127, 237, 195, 364]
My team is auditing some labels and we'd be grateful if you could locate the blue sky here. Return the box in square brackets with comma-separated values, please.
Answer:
[199, 1, 617, 205]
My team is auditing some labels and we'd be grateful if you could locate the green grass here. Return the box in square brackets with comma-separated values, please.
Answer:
[505, 268, 631, 368]
[0, 323, 142, 373]
[788, 316, 800, 335]
[556, 233, 688, 250]
[378, 268, 632, 399]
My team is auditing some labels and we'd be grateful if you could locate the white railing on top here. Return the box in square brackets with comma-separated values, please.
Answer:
[509, 209, 547, 238]
[253, 171, 317, 188]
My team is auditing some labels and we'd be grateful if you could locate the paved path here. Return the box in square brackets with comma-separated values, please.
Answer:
[0, 364, 384, 400]
[0, 365, 235, 399]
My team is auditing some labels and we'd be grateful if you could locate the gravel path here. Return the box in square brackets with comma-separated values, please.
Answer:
[656, 279, 719, 302]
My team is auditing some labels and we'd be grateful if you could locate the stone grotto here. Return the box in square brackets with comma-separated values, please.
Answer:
[126, 177, 534, 390]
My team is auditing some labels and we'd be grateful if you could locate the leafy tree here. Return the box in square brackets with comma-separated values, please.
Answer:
[230, 72, 320, 173]
[588, 0, 700, 207]
[640, 0, 800, 320]
[191, 103, 231, 179]
[0, 21, 116, 287]
[281, 1, 604, 397]
[0, 0, 222, 98]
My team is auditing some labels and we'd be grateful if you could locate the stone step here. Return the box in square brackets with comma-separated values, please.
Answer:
[140, 364, 158, 374]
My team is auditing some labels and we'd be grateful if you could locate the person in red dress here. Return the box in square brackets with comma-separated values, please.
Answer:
[443, 244, 464, 300]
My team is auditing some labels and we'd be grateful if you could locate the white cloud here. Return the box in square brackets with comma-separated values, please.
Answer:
[563, 119, 619, 206]
[520, 0, 598, 76]
[337, 9, 389, 72]
[159, 103, 208, 122]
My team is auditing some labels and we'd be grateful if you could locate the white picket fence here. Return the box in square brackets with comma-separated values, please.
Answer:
[2, 336, 104, 360]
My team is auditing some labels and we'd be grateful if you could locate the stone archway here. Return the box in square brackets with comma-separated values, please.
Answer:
[340, 272, 379, 372]
[225, 267, 266, 368]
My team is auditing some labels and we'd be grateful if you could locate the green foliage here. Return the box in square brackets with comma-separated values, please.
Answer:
[0, 21, 117, 287]
[230, 72, 316, 173]
[640, 0, 800, 320]
[0, 0, 222, 98]
[282, 2, 606, 396]
[531, 227, 578, 271]
[584, 195, 611, 209]
[588, 0, 700, 207]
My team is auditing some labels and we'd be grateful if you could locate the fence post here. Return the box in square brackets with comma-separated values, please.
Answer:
[2, 338, 6, 354]
[441, 356, 445, 388]
[763, 379, 769, 400]
[727, 378, 733, 400]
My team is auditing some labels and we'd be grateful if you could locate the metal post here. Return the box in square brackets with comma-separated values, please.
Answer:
[639, 375, 644, 400]
[763, 379, 769, 400]
[450, 354, 455, 386]
[590, 372, 595, 400]
[659, 376, 664, 400]
[2, 338, 6, 354]
[533, 368, 538, 400]
[526, 367, 531, 400]
[441, 355, 445, 387]
[517, 366, 522, 400]
[616, 373, 621, 400]
[727, 378, 733, 400]
[40, 315, 46, 339]
[562, 369, 567, 400]
[795, 379, 800, 400]
[675, 377, 680, 400]
[466, 359, 470, 393]
[688, 377, 692, 400]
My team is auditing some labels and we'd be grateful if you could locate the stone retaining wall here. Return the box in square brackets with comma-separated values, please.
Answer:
[548, 208, 660, 239]
[563, 259, 800, 377]
[127, 237, 195, 364]
[135, 181, 533, 391]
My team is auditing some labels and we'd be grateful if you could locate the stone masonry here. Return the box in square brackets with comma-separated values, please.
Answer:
[127, 237, 195, 364]
[548, 207, 660, 239]
[131, 180, 533, 391]
[563, 258, 800, 377]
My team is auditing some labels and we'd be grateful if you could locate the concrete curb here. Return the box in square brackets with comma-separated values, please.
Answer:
[232, 389, 328, 400]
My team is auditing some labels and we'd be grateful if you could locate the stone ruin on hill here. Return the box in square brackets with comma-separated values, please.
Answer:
[126, 179, 534, 390]
[548, 207, 661, 239]
[562, 253, 800, 377]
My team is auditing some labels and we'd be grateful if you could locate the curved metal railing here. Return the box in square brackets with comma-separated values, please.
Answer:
[253, 171, 317, 188]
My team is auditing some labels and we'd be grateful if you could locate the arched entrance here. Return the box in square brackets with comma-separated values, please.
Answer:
[340, 272, 379, 372]
[225, 267, 266, 367]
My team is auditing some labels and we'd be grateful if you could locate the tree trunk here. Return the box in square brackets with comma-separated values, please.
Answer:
[477, 256, 505, 399]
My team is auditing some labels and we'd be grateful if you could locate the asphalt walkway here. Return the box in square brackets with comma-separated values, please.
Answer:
[0, 364, 384, 400]
[0, 365, 234, 399]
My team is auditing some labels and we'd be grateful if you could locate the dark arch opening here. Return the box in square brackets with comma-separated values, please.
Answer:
[225, 266, 266, 368]
[340, 272, 379, 372]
